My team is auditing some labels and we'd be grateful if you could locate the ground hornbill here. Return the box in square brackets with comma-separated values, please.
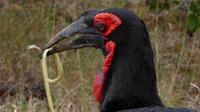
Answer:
[43, 8, 197, 112]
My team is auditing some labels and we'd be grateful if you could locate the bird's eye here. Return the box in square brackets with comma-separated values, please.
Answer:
[96, 22, 106, 32]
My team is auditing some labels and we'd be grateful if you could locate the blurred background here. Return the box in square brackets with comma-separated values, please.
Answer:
[0, 0, 199, 112]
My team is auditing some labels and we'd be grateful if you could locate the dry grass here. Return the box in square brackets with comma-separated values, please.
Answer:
[0, 0, 199, 112]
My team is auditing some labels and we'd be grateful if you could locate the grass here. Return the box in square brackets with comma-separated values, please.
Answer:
[0, 0, 199, 112]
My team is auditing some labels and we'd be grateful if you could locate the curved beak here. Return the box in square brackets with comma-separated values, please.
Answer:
[43, 16, 103, 55]
[46, 34, 103, 55]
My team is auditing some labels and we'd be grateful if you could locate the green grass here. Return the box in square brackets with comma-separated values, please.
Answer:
[0, 0, 199, 112]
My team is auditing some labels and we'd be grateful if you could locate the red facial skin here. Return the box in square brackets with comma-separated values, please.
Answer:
[93, 13, 122, 102]
[94, 13, 122, 38]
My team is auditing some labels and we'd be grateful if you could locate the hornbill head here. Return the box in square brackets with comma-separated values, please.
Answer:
[43, 8, 162, 111]
[43, 8, 145, 56]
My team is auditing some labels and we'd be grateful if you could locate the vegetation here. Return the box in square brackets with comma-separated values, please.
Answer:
[0, 0, 199, 112]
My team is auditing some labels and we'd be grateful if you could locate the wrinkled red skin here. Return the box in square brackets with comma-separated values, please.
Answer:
[93, 41, 116, 102]
[93, 13, 122, 102]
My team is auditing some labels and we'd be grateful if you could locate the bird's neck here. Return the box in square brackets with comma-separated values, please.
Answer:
[100, 42, 163, 111]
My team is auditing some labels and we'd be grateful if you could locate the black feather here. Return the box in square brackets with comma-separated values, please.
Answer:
[118, 106, 198, 112]
[95, 8, 196, 112]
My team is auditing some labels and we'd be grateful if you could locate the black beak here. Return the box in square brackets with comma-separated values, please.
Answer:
[43, 16, 103, 55]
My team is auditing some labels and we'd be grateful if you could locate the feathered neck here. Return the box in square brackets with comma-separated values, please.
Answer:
[100, 38, 163, 112]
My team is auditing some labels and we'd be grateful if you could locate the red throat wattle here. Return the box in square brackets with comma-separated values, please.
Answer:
[93, 13, 122, 102]
[93, 41, 116, 102]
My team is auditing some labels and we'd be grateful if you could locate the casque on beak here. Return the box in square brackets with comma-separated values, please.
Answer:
[43, 16, 104, 56]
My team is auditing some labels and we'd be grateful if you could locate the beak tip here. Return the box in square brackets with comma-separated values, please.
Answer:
[40, 47, 55, 58]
